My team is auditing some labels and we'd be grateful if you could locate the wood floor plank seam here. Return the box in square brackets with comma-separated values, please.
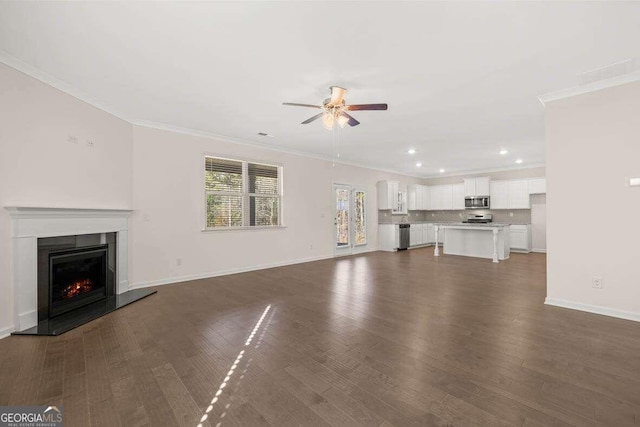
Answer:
[2, 250, 640, 426]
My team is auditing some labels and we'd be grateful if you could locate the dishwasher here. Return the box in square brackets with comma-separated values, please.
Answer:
[398, 224, 410, 250]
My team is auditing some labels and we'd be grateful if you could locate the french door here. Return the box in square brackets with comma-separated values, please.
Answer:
[333, 184, 368, 257]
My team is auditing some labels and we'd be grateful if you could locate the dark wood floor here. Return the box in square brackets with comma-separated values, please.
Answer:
[2, 249, 640, 426]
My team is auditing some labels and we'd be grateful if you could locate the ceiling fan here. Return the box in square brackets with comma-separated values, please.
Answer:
[283, 86, 388, 130]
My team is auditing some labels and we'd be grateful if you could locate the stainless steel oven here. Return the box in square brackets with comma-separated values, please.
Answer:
[464, 196, 490, 210]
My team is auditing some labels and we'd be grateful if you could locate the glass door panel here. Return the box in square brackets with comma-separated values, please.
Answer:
[335, 187, 350, 248]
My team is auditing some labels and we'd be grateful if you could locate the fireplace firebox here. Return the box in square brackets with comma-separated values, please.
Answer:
[49, 245, 108, 318]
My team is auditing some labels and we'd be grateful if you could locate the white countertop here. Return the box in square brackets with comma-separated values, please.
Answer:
[432, 222, 510, 228]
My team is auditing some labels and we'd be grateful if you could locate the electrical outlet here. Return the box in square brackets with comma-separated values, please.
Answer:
[431, 213, 435, 217]
[67, 135, 78, 144]
[86, 140, 94, 147]
[510, 212, 514, 217]
[592, 276, 603, 289]
[176, 258, 183, 266]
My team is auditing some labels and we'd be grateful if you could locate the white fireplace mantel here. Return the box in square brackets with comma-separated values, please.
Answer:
[5, 206, 133, 332]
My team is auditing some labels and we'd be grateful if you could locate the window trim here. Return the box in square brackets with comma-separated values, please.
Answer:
[203, 153, 284, 231]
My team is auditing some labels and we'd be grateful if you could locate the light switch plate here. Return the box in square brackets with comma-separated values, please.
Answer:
[629, 177, 640, 187]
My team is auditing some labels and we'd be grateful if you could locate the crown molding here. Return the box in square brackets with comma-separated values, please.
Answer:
[131, 120, 428, 179]
[538, 70, 640, 106]
[422, 163, 546, 179]
[1, 49, 543, 181]
[0, 49, 132, 122]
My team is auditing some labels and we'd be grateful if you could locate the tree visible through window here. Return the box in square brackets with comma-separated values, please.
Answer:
[205, 156, 282, 228]
[354, 190, 366, 245]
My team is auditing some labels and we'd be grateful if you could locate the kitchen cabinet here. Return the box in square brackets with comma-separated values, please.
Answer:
[377, 181, 405, 212]
[421, 185, 431, 210]
[430, 185, 453, 210]
[490, 181, 509, 209]
[452, 183, 465, 210]
[528, 178, 546, 194]
[410, 225, 420, 246]
[508, 180, 530, 209]
[490, 180, 530, 209]
[407, 184, 418, 211]
[464, 177, 490, 197]
[378, 224, 399, 251]
[509, 225, 531, 252]
[410, 224, 427, 246]
[407, 184, 431, 210]
[426, 224, 434, 244]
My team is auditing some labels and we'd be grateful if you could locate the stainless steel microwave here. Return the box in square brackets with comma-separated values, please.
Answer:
[464, 196, 490, 210]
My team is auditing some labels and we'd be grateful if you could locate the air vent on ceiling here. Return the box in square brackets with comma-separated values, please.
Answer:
[257, 132, 274, 137]
[578, 58, 638, 86]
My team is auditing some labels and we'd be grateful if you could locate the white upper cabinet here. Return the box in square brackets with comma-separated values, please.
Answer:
[429, 186, 440, 210]
[407, 184, 430, 210]
[441, 185, 453, 210]
[464, 177, 490, 197]
[430, 185, 453, 210]
[508, 180, 530, 209]
[528, 178, 546, 194]
[452, 183, 465, 210]
[476, 177, 490, 196]
[407, 184, 418, 211]
[464, 179, 476, 197]
[491, 179, 531, 209]
[490, 181, 509, 209]
[377, 180, 399, 210]
[421, 185, 431, 210]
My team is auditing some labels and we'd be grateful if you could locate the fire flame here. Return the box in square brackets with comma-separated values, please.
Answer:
[62, 278, 94, 299]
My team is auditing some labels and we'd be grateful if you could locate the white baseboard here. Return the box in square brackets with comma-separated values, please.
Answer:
[0, 325, 14, 340]
[130, 253, 341, 289]
[18, 310, 37, 332]
[532, 248, 547, 253]
[545, 298, 640, 323]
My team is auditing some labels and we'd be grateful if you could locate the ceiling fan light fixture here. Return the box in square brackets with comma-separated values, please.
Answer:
[322, 112, 335, 130]
[337, 114, 349, 128]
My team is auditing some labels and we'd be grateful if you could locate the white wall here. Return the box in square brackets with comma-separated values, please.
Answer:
[130, 126, 422, 287]
[0, 63, 133, 334]
[546, 80, 640, 321]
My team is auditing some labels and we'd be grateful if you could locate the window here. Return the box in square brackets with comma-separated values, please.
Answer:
[205, 156, 282, 229]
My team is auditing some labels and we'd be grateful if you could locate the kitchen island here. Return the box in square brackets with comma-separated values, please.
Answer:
[434, 223, 510, 263]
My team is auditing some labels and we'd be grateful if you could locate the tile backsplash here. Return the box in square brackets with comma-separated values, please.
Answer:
[378, 209, 531, 225]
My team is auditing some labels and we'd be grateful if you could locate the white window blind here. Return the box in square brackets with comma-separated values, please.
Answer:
[205, 156, 282, 229]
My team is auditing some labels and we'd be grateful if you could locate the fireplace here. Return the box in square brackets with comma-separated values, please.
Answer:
[49, 245, 108, 318]
[7, 207, 156, 336]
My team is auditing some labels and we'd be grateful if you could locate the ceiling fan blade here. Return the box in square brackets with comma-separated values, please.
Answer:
[330, 86, 347, 105]
[283, 102, 322, 109]
[301, 113, 324, 124]
[346, 103, 388, 111]
[340, 112, 360, 127]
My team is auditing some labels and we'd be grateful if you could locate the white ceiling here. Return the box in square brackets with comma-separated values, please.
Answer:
[1, 1, 639, 177]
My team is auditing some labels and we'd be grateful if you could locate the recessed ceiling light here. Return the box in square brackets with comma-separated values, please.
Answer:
[439, 168, 445, 173]
[408, 149, 416, 155]
[500, 149, 508, 155]
[416, 162, 422, 167]
[515, 159, 523, 164]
